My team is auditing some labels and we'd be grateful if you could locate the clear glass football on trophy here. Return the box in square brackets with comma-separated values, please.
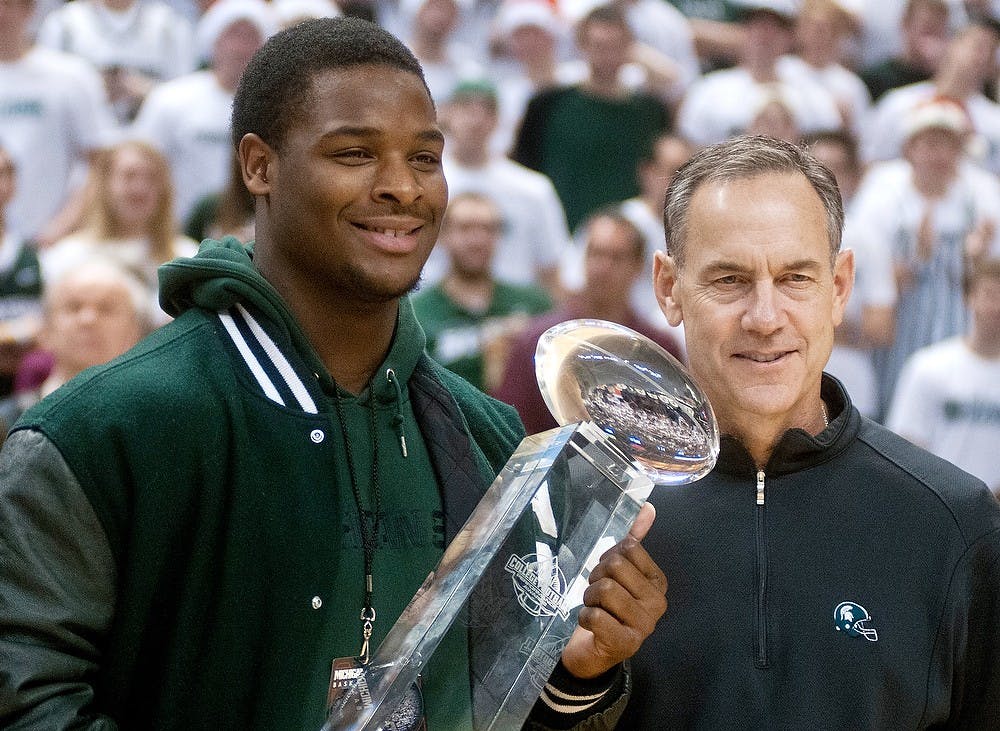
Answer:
[323, 319, 719, 730]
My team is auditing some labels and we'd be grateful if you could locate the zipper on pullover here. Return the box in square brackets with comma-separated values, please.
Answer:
[754, 468, 768, 668]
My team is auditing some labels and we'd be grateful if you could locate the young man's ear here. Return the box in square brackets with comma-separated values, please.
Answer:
[653, 250, 683, 327]
[238, 133, 272, 196]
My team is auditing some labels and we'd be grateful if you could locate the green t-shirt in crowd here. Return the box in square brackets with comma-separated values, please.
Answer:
[413, 281, 552, 392]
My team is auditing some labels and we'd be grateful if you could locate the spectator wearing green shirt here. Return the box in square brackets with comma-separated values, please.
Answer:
[511, 4, 670, 231]
[413, 192, 551, 391]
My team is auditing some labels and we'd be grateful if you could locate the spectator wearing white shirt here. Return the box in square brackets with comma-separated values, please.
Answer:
[130, 0, 274, 224]
[777, 0, 872, 137]
[560, 0, 698, 104]
[427, 79, 571, 295]
[677, 1, 842, 146]
[394, 0, 483, 104]
[852, 98, 1000, 415]
[0, 0, 114, 247]
[887, 256, 1000, 495]
[36, 0, 196, 124]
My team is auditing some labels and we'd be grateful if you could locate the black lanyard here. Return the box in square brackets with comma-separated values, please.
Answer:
[333, 386, 382, 664]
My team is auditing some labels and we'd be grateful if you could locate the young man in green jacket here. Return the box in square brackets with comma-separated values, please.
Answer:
[0, 17, 667, 730]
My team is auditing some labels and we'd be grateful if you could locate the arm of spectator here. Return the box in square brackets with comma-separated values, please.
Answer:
[965, 217, 995, 260]
[859, 304, 895, 347]
[687, 19, 744, 66]
[675, 78, 724, 148]
[32, 163, 93, 250]
[628, 41, 683, 101]
[0, 429, 119, 730]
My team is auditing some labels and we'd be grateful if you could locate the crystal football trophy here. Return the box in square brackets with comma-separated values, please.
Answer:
[323, 319, 719, 730]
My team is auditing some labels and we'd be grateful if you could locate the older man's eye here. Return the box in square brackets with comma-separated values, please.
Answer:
[785, 273, 813, 285]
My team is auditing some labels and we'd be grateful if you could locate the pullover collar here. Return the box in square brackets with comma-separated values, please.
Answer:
[712, 374, 861, 479]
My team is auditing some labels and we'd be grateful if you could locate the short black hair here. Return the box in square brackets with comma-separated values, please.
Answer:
[231, 17, 429, 152]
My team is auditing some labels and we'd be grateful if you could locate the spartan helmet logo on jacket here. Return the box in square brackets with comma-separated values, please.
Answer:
[834, 601, 879, 642]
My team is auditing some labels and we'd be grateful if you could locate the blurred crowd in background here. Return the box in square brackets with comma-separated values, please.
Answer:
[0, 0, 998, 492]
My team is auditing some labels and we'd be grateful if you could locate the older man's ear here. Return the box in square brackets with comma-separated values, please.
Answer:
[653, 250, 683, 327]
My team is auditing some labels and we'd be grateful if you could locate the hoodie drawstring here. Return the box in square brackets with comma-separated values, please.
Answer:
[385, 368, 408, 458]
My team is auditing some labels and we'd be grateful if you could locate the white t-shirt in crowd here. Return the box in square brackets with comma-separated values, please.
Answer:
[776, 54, 872, 137]
[0, 46, 113, 240]
[130, 70, 234, 224]
[36, 0, 195, 85]
[886, 336, 1000, 492]
[424, 155, 571, 288]
[677, 66, 842, 147]
[621, 0, 700, 97]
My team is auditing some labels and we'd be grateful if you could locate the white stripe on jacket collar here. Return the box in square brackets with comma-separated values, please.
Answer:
[218, 304, 318, 414]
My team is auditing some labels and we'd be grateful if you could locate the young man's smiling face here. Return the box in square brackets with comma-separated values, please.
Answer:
[250, 63, 448, 306]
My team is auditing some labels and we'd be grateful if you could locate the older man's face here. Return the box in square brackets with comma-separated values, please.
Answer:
[656, 171, 853, 433]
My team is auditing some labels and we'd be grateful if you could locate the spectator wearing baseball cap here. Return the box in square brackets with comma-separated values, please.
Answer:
[864, 18, 1000, 174]
[850, 96, 1000, 415]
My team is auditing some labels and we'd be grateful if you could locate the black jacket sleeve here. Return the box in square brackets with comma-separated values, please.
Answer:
[0, 428, 119, 730]
[526, 660, 629, 730]
[928, 523, 1000, 727]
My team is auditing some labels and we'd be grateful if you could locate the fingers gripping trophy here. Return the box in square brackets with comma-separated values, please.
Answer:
[325, 320, 719, 730]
